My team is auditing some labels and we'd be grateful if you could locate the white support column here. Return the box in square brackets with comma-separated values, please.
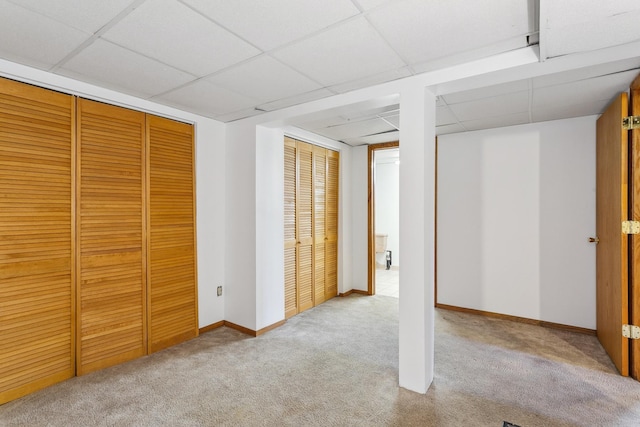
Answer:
[398, 86, 436, 393]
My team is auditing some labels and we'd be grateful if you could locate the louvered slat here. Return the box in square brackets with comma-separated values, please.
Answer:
[297, 142, 314, 312]
[0, 77, 74, 404]
[77, 99, 146, 375]
[326, 150, 339, 299]
[147, 115, 198, 353]
[297, 245, 313, 312]
[284, 138, 298, 318]
[314, 147, 327, 305]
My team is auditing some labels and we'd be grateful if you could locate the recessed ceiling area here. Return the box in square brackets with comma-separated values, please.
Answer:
[295, 57, 640, 146]
[1, 0, 639, 142]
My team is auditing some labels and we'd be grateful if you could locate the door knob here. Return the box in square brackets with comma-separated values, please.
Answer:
[589, 237, 599, 244]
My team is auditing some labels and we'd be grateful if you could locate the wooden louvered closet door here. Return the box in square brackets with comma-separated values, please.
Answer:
[284, 138, 298, 319]
[0, 78, 75, 404]
[325, 150, 339, 299]
[147, 115, 197, 353]
[284, 138, 339, 318]
[297, 141, 314, 313]
[76, 99, 146, 375]
[313, 146, 327, 305]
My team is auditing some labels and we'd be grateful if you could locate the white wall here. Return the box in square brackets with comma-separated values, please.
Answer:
[375, 159, 400, 267]
[437, 116, 596, 329]
[224, 122, 258, 329]
[195, 119, 226, 327]
[255, 126, 285, 330]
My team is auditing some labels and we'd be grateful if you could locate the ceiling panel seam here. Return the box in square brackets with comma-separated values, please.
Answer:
[49, 0, 148, 72]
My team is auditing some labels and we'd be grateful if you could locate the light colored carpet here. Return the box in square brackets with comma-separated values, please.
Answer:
[1, 295, 640, 426]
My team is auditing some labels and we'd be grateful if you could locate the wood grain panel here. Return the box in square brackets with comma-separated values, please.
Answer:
[147, 115, 198, 353]
[314, 147, 327, 305]
[596, 93, 629, 376]
[284, 138, 298, 318]
[284, 247, 297, 319]
[298, 245, 313, 312]
[0, 77, 74, 404]
[631, 75, 640, 380]
[326, 150, 339, 299]
[284, 138, 297, 246]
[297, 142, 314, 312]
[77, 98, 146, 375]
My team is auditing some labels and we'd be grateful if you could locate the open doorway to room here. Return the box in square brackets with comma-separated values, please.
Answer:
[367, 142, 399, 297]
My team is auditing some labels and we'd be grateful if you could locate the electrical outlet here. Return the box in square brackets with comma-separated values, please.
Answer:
[217, 286, 222, 297]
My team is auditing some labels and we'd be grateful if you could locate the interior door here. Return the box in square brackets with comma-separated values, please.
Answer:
[630, 76, 640, 380]
[596, 92, 629, 376]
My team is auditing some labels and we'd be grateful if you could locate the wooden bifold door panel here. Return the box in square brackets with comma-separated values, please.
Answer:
[0, 78, 75, 403]
[0, 77, 198, 403]
[284, 138, 298, 318]
[596, 73, 640, 380]
[76, 99, 147, 375]
[147, 115, 198, 353]
[284, 137, 339, 318]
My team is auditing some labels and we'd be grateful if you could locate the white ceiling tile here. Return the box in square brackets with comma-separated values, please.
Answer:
[436, 106, 458, 127]
[329, 67, 412, 94]
[448, 91, 529, 122]
[342, 130, 399, 146]
[257, 88, 335, 112]
[183, 0, 359, 51]
[59, 39, 196, 98]
[315, 117, 395, 141]
[532, 100, 609, 123]
[353, 0, 397, 11]
[442, 80, 530, 105]
[533, 58, 640, 88]
[532, 70, 638, 110]
[0, 0, 89, 68]
[272, 17, 405, 86]
[461, 112, 530, 131]
[102, 0, 260, 77]
[367, 0, 531, 66]
[411, 35, 529, 75]
[544, 1, 640, 58]
[214, 108, 264, 122]
[435, 123, 466, 136]
[7, 0, 134, 34]
[382, 114, 399, 129]
[206, 56, 321, 104]
[155, 80, 259, 117]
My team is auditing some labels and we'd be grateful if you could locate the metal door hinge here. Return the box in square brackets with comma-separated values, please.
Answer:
[622, 220, 640, 234]
[622, 324, 640, 339]
[623, 116, 640, 130]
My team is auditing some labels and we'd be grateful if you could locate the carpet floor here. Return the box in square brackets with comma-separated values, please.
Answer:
[1, 294, 640, 426]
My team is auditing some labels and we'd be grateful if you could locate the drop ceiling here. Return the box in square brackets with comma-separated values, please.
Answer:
[1, 0, 639, 145]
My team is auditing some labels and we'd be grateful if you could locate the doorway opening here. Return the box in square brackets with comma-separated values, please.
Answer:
[368, 141, 399, 296]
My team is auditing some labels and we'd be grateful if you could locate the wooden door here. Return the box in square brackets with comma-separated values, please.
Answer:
[297, 141, 314, 312]
[76, 99, 146, 375]
[596, 93, 629, 376]
[284, 138, 298, 318]
[0, 78, 75, 404]
[314, 146, 327, 305]
[147, 115, 198, 353]
[631, 76, 640, 380]
[325, 149, 339, 299]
